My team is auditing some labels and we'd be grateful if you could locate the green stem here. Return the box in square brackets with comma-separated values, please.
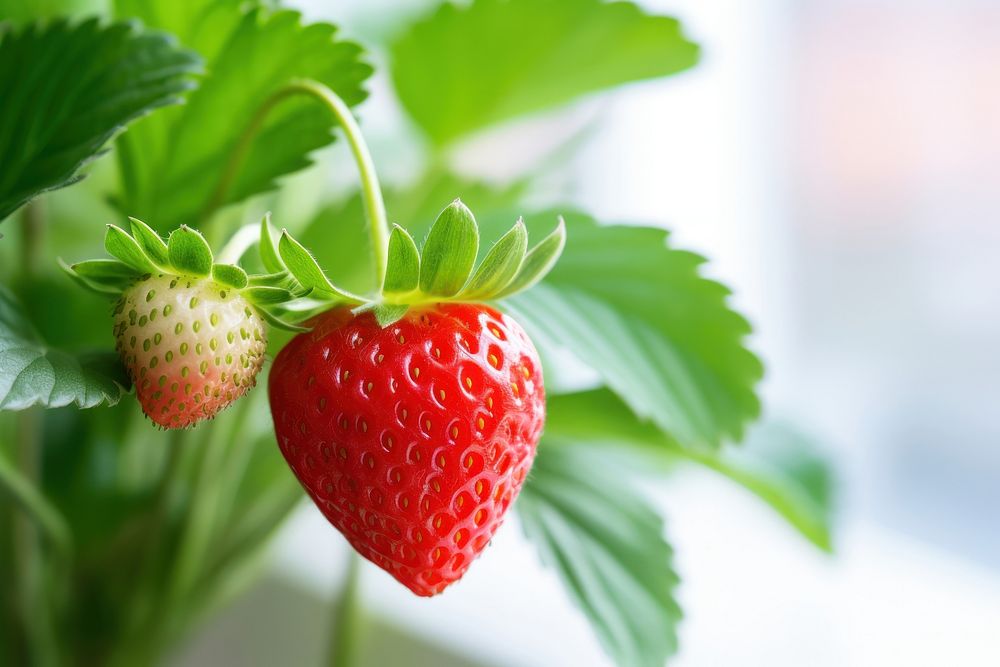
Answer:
[328, 551, 363, 667]
[0, 431, 72, 564]
[19, 201, 44, 277]
[3, 409, 68, 667]
[204, 79, 390, 288]
[109, 428, 186, 667]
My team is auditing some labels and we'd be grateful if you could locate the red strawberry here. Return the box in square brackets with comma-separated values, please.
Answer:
[113, 273, 266, 429]
[269, 303, 545, 596]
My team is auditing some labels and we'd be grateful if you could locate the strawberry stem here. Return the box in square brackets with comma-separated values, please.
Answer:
[207, 79, 390, 290]
[0, 426, 72, 567]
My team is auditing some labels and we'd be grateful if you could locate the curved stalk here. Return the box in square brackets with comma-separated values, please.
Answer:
[204, 79, 390, 289]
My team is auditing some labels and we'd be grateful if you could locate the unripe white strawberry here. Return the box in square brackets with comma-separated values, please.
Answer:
[65, 218, 307, 430]
[113, 274, 266, 428]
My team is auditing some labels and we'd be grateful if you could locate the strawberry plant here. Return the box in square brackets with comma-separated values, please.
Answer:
[0, 1, 833, 666]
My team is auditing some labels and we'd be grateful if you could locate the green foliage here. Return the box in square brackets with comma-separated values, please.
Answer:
[519, 444, 681, 667]
[504, 212, 763, 448]
[112, 3, 373, 229]
[0, 18, 200, 222]
[545, 389, 834, 551]
[0, 0, 105, 24]
[704, 423, 835, 551]
[19, 389, 304, 665]
[0, 2, 837, 666]
[391, 0, 700, 145]
[0, 285, 129, 409]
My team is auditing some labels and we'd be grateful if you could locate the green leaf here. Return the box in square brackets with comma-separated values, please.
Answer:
[0, 285, 130, 409]
[211, 264, 249, 290]
[545, 388, 834, 551]
[167, 225, 213, 276]
[0, 0, 104, 25]
[419, 200, 479, 297]
[277, 231, 363, 304]
[113, 3, 373, 229]
[460, 219, 527, 299]
[391, 0, 699, 145]
[518, 444, 681, 667]
[502, 212, 762, 448]
[0, 18, 200, 222]
[494, 217, 565, 298]
[700, 422, 835, 552]
[128, 216, 170, 267]
[383, 225, 420, 296]
[105, 224, 158, 273]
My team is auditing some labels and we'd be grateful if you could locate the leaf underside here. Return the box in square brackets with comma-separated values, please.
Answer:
[544, 388, 835, 551]
[518, 444, 682, 667]
[0, 285, 129, 409]
[0, 18, 200, 222]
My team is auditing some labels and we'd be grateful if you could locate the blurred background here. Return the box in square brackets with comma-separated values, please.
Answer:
[165, 0, 1000, 665]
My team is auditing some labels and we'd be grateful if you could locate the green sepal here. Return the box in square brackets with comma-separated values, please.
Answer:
[277, 230, 364, 304]
[68, 259, 141, 291]
[245, 286, 294, 305]
[259, 213, 285, 273]
[461, 218, 528, 299]
[167, 225, 214, 276]
[273, 296, 330, 313]
[212, 264, 249, 289]
[351, 302, 410, 328]
[248, 271, 285, 287]
[494, 217, 566, 298]
[105, 224, 159, 273]
[58, 259, 125, 296]
[419, 199, 479, 297]
[249, 271, 307, 298]
[383, 224, 420, 296]
[128, 217, 170, 267]
[254, 306, 310, 333]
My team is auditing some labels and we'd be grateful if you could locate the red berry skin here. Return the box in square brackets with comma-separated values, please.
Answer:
[269, 303, 545, 596]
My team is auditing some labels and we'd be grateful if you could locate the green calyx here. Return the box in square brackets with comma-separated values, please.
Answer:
[62, 83, 565, 333]
[277, 199, 566, 328]
[61, 217, 307, 331]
